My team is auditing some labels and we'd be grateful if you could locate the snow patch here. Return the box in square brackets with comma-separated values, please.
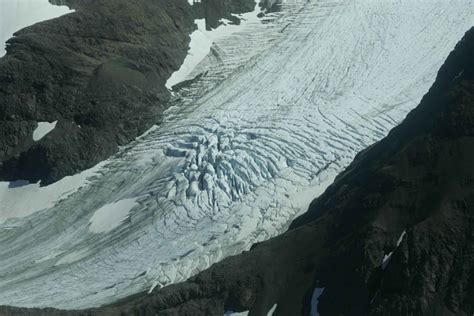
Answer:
[267, 303, 277, 316]
[33, 121, 57, 141]
[0, 0, 74, 57]
[382, 252, 393, 270]
[397, 230, 406, 247]
[310, 287, 325, 316]
[166, 0, 262, 89]
[0, 162, 105, 224]
[88, 198, 138, 233]
[148, 280, 160, 294]
[292, 173, 337, 218]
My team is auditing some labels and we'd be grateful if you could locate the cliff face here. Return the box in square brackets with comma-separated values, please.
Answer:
[0, 0, 255, 185]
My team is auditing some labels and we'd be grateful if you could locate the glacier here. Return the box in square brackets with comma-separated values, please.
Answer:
[0, 0, 473, 309]
[166, 0, 263, 90]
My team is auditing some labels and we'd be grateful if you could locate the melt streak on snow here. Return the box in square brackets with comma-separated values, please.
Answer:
[267, 304, 278, 316]
[0, 0, 73, 56]
[382, 230, 407, 270]
[0, 0, 472, 309]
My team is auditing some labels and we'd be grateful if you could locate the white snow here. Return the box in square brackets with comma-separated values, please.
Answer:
[397, 230, 407, 247]
[225, 311, 249, 316]
[310, 287, 325, 316]
[1, 0, 472, 309]
[381, 252, 393, 270]
[148, 280, 160, 293]
[88, 198, 138, 233]
[0, 0, 74, 57]
[32, 121, 57, 141]
[267, 304, 277, 316]
[382, 230, 407, 270]
[0, 161, 105, 224]
[292, 174, 337, 218]
[165, 0, 262, 90]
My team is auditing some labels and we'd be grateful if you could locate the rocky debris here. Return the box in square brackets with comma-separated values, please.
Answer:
[0, 0, 256, 185]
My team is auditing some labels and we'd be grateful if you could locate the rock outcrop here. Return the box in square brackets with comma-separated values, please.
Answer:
[0, 0, 255, 185]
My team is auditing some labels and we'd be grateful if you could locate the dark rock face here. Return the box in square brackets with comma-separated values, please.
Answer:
[192, 0, 257, 29]
[0, 0, 256, 185]
[1, 21, 472, 316]
[0, 0, 194, 185]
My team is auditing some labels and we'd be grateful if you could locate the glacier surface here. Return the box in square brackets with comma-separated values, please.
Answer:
[0, 0, 473, 309]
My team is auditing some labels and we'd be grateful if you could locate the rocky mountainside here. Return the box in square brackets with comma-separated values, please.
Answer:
[1, 21, 472, 316]
[0, 0, 255, 185]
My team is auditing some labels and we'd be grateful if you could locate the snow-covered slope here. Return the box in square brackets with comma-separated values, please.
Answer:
[166, 0, 264, 90]
[0, 0, 472, 309]
[0, 0, 73, 56]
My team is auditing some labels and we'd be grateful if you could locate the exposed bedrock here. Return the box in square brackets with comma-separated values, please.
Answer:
[0, 0, 255, 185]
